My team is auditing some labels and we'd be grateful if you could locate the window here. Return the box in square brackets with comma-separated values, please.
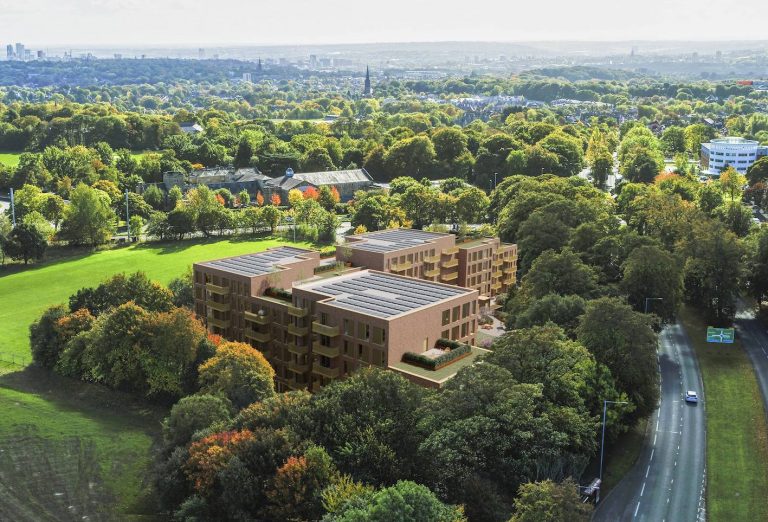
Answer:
[442, 310, 450, 325]
[372, 349, 385, 366]
[358, 344, 364, 357]
[344, 340, 350, 355]
[472, 301, 476, 314]
[321, 312, 328, 324]
[441, 330, 449, 339]
[372, 327, 385, 345]
[451, 326, 460, 340]
[358, 323, 370, 340]
[344, 319, 352, 336]
[461, 322, 468, 337]
[452, 306, 460, 322]
[462, 303, 470, 318]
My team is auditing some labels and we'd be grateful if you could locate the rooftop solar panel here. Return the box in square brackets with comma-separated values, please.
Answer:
[349, 229, 446, 253]
[301, 271, 471, 318]
[199, 247, 311, 277]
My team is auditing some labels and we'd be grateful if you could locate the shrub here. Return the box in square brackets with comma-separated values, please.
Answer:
[402, 340, 472, 370]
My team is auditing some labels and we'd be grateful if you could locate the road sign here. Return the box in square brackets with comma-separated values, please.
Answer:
[706, 327, 735, 344]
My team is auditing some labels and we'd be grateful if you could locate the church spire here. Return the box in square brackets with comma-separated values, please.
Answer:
[363, 65, 372, 97]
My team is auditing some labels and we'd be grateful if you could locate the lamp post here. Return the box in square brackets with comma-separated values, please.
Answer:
[599, 399, 629, 483]
[644, 297, 663, 314]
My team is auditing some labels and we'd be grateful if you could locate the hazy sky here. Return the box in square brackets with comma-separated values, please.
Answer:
[0, 0, 766, 46]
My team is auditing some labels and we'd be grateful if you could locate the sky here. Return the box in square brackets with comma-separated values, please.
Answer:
[0, 0, 766, 46]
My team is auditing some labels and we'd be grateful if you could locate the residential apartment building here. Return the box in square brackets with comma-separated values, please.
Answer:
[337, 229, 517, 301]
[193, 246, 481, 392]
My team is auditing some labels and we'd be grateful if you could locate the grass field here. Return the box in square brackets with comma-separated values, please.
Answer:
[679, 307, 768, 521]
[0, 151, 22, 167]
[0, 236, 310, 519]
[0, 236, 310, 358]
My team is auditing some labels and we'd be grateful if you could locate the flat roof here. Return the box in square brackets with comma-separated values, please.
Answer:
[346, 229, 448, 254]
[197, 246, 313, 277]
[297, 270, 473, 318]
[390, 346, 491, 384]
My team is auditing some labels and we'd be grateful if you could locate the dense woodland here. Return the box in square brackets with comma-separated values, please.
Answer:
[9, 71, 768, 520]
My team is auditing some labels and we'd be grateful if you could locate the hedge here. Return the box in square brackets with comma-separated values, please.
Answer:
[402, 339, 472, 371]
[264, 287, 292, 301]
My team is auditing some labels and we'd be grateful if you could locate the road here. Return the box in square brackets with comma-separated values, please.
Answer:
[594, 323, 706, 522]
[735, 302, 768, 413]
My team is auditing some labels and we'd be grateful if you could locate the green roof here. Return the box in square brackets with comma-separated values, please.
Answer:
[389, 346, 490, 384]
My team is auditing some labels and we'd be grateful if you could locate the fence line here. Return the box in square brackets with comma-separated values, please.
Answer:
[0, 352, 31, 368]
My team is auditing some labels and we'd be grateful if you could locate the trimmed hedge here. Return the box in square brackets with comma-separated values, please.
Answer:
[402, 339, 472, 371]
[315, 262, 343, 274]
[264, 287, 292, 301]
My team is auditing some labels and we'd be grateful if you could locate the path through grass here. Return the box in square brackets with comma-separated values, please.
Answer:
[679, 307, 768, 521]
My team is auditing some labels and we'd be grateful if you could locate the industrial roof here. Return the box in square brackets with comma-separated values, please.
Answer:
[347, 228, 447, 253]
[197, 246, 312, 277]
[299, 270, 472, 318]
[266, 169, 374, 189]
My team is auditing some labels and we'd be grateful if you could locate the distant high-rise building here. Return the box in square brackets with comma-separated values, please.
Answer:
[363, 66, 372, 97]
[6, 44, 13, 60]
[257, 58, 263, 72]
[309, 54, 317, 67]
[15, 42, 24, 60]
[36, 50, 45, 59]
[243, 72, 252, 82]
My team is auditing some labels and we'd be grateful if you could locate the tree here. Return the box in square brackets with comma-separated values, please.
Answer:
[237, 189, 250, 207]
[167, 185, 183, 210]
[318, 185, 340, 211]
[261, 205, 283, 234]
[718, 167, 746, 202]
[270, 193, 282, 206]
[68, 271, 173, 316]
[747, 156, 768, 185]
[3, 223, 47, 264]
[169, 268, 194, 308]
[265, 446, 339, 521]
[256, 191, 265, 207]
[325, 481, 466, 522]
[660, 126, 687, 156]
[745, 226, 768, 307]
[29, 305, 68, 368]
[198, 342, 276, 409]
[513, 294, 587, 335]
[621, 245, 684, 322]
[59, 183, 116, 246]
[522, 248, 599, 299]
[509, 478, 592, 522]
[455, 187, 489, 224]
[41, 193, 66, 230]
[143, 184, 165, 210]
[162, 394, 232, 449]
[577, 297, 660, 419]
[384, 136, 437, 180]
[0, 213, 11, 265]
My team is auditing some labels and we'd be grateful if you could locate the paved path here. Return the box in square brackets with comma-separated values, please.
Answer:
[594, 323, 706, 521]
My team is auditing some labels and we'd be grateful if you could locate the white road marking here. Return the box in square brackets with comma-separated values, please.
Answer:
[651, 449, 655, 460]
[634, 502, 641, 517]
[654, 434, 658, 445]
[641, 482, 646, 496]
[646, 465, 650, 478]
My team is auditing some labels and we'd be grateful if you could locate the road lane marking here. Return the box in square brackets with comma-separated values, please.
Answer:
[641, 482, 646, 496]
[634, 502, 641, 517]
[646, 465, 650, 478]
[651, 449, 655, 460]
[654, 434, 657, 445]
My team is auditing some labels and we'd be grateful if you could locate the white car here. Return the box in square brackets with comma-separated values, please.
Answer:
[685, 390, 699, 403]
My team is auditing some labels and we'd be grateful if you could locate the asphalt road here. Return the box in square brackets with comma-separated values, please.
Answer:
[735, 302, 768, 413]
[593, 323, 706, 522]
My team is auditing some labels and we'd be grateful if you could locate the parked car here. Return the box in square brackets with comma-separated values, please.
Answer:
[685, 390, 699, 403]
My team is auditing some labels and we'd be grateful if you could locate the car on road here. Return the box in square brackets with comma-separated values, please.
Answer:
[685, 390, 699, 403]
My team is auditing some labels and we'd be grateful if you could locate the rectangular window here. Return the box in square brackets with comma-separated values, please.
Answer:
[344, 319, 352, 336]
[472, 301, 476, 314]
[461, 322, 468, 337]
[441, 329, 449, 339]
[462, 303, 470, 318]
[344, 340, 350, 355]
[451, 326, 460, 340]
[452, 306, 460, 322]
[442, 310, 450, 325]
[372, 327, 385, 345]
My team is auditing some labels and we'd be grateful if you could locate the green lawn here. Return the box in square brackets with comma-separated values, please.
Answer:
[0, 151, 22, 167]
[0, 236, 310, 519]
[0, 236, 310, 358]
[679, 307, 768, 521]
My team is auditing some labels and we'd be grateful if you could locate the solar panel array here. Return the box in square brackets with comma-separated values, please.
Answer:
[200, 247, 310, 276]
[350, 229, 445, 253]
[307, 272, 470, 318]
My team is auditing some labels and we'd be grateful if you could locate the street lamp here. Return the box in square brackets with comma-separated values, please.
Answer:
[599, 399, 629, 483]
[644, 297, 663, 314]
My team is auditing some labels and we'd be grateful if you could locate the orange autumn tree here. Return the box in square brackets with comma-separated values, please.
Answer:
[256, 191, 265, 206]
[330, 186, 340, 203]
[303, 186, 319, 200]
[270, 193, 282, 206]
[186, 429, 255, 493]
[198, 341, 276, 408]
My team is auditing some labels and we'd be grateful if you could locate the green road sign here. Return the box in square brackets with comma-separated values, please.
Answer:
[707, 327, 735, 344]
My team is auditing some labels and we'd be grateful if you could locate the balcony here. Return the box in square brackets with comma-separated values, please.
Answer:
[492, 270, 502, 278]
[424, 254, 441, 263]
[442, 258, 458, 268]
[286, 304, 308, 317]
[244, 310, 270, 325]
[288, 360, 311, 374]
[288, 323, 310, 337]
[312, 321, 339, 337]
[287, 343, 310, 356]
[313, 342, 341, 358]
[244, 329, 271, 343]
[206, 300, 230, 312]
[313, 362, 340, 379]
[443, 247, 459, 255]
[424, 268, 441, 278]
[503, 266, 516, 275]
[390, 260, 412, 273]
[205, 283, 230, 295]
[206, 316, 230, 328]
[492, 259, 503, 267]
[441, 271, 458, 282]
[490, 282, 502, 291]
[503, 276, 516, 285]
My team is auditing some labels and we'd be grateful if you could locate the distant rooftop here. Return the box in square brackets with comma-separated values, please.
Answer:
[197, 246, 313, 277]
[707, 137, 759, 145]
[298, 270, 473, 318]
[347, 229, 448, 253]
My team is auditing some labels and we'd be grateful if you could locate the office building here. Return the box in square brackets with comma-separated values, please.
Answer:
[338, 229, 517, 302]
[701, 137, 768, 175]
[193, 245, 483, 392]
